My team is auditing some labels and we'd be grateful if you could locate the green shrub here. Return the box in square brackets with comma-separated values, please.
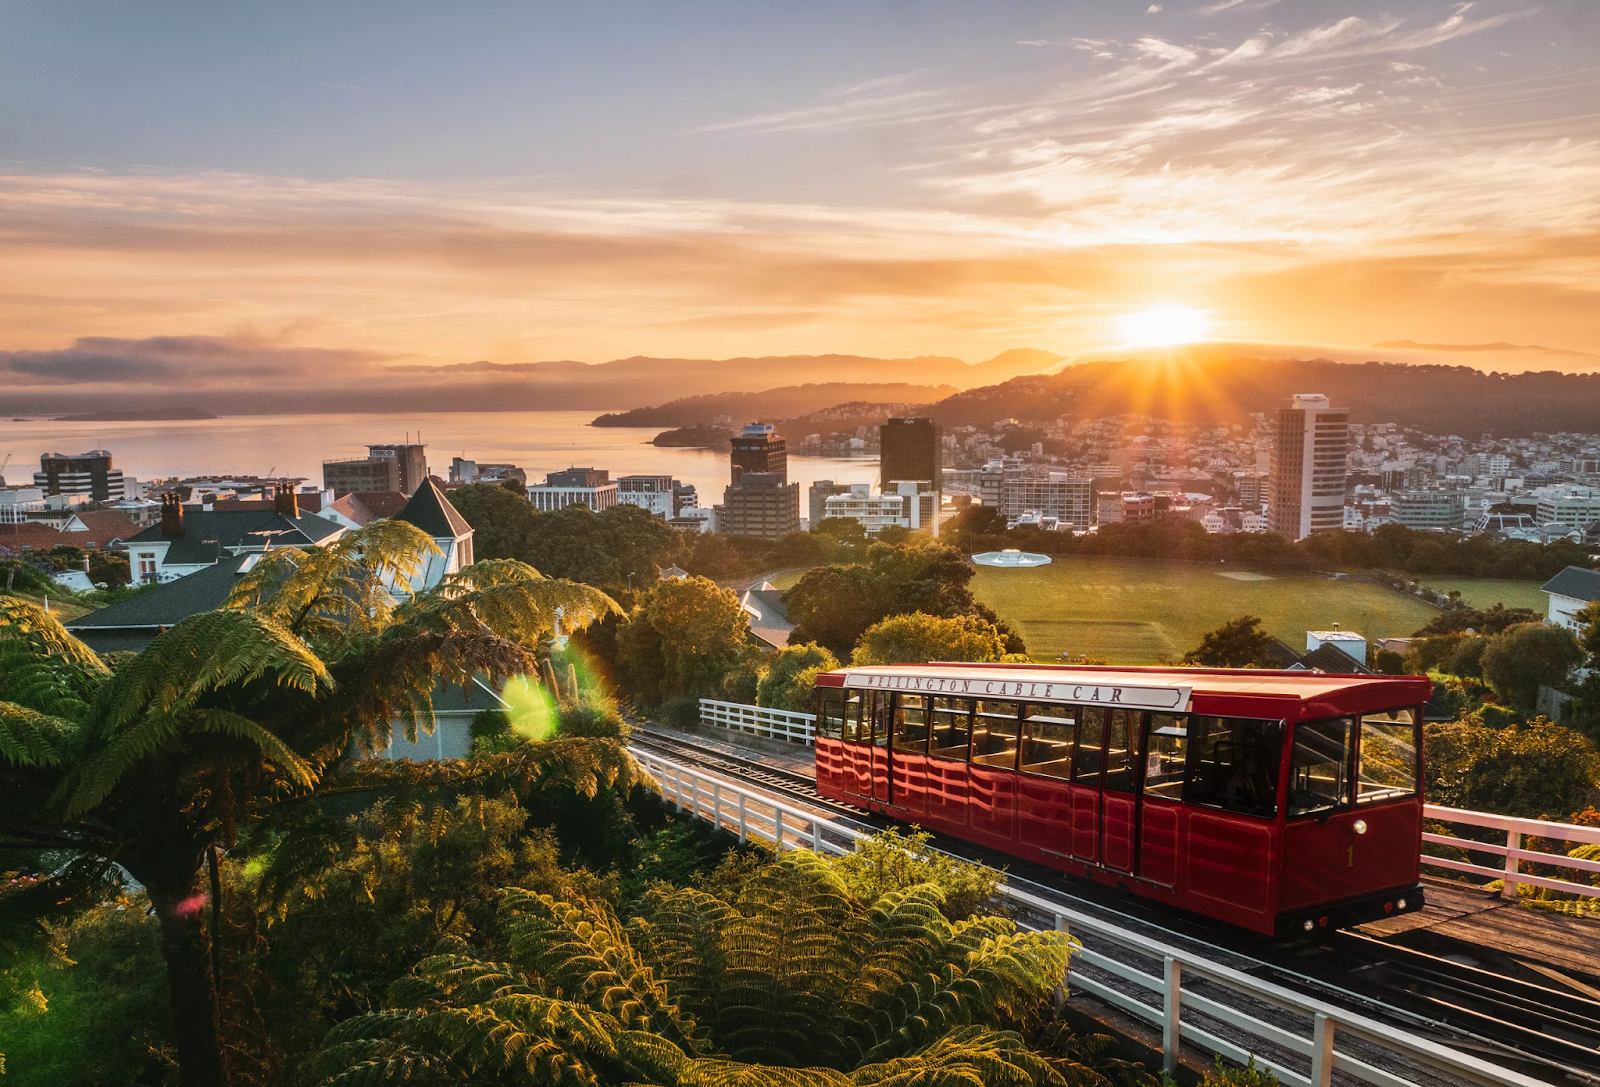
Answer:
[558, 692, 630, 741]
[658, 694, 701, 729]
[1205, 1054, 1280, 1086]
[830, 826, 1004, 921]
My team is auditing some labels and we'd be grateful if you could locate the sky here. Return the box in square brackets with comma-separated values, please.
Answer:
[0, 0, 1597, 405]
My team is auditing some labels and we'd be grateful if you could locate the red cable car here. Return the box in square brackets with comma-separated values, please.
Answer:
[813, 663, 1431, 937]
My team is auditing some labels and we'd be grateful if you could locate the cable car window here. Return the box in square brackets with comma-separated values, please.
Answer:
[1103, 708, 1139, 792]
[893, 694, 931, 753]
[869, 691, 890, 748]
[1288, 717, 1353, 817]
[1356, 708, 1418, 805]
[841, 692, 866, 743]
[1074, 707, 1107, 783]
[1142, 714, 1188, 800]
[930, 697, 971, 760]
[817, 689, 845, 739]
[1020, 704, 1076, 778]
[1183, 715, 1283, 818]
[971, 701, 1020, 768]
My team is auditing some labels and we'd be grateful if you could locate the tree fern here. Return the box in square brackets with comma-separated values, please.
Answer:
[0, 702, 69, 767]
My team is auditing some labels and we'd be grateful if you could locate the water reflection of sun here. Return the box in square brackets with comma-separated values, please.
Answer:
[1117, 305, 1210, 347]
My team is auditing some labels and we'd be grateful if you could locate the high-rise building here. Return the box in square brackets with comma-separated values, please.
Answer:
[1269, 394, 1348, 540]
[718, 472, 800, 539]
[998, 473, 1095, 528]
[880, 418, 940, 489]
[731, 423, 787, 484]
[34, 450, 126, 501]
[365, 444, 429, 495]
[324, 443, 428, 497]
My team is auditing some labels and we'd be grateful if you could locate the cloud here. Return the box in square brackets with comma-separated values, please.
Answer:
[0, 333, 388, 386]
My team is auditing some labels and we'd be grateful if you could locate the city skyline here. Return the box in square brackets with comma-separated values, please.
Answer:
[0, 0, 1596, 410]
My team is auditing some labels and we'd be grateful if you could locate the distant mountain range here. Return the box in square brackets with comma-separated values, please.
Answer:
[52, 407, 217, 422]
[919, 351, 1600, 437]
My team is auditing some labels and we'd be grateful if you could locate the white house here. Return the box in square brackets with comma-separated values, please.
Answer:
[391, 479, 476, 592]
[1541, 566, 1600, 631]
[123, 490, 347, 584]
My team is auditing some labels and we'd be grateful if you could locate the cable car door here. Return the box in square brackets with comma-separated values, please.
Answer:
[870, 690, 891, 805]
[1099, 708, 1139, 873]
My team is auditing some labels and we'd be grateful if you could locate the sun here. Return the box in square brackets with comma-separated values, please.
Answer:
[1116, 305, 1211, 347]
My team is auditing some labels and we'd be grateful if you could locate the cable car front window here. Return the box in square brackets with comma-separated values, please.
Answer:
[1073, 707, 1107, 783]
[1020, 704, 1076, 778]
[817, 689, 844, 739]
[1289, 717, 1353, 817]
[971, 701, 1020, 768]
[893, 694, 931, 753]
[1183, 715, 1283, 818]
[1356, 708, 1418, 805]
[930, 697, 971, 760]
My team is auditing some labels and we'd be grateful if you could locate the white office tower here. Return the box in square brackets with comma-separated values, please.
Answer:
[1269, 394, 1348, 541]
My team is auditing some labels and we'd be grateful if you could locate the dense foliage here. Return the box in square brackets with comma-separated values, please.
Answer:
[613, 576, 762, 708]
[756, 642, 840, 712]
[787, 541, 1025, 659]
[852, 611, 1011, 666]
[1182, 616, 1279, 668]
[947, 508, 1595, 582]
[1425, 717, 1600, 820]
[0, 523, 623, 1086]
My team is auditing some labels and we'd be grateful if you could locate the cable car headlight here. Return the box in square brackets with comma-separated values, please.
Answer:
[1396, 897, 1407, 910]
[1351, 819, 1368, 835]
[1302, 919, 1315, 933]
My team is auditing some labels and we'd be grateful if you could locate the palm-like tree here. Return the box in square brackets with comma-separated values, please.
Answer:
[0, 522, 626, 1087]
[318, 850, 1078, 1086]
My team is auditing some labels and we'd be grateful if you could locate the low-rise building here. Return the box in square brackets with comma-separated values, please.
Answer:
[527, 468, 619, 513]
[616, 474, 683, 518]
[1542, 566, 1600, 631]
[122, 487, 347, 584]
[1536, 489, 1600, 529]
[1392, 491, 1467, 530]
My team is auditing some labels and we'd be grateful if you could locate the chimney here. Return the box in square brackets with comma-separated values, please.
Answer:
[161, 493, 185, 537]
[273, 482, 299, 518]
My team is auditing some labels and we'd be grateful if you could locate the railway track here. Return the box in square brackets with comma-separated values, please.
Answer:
[630, 723, 1600, 1085]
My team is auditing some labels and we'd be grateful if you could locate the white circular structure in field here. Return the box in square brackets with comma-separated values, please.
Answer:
[971, 549, 1052, 568]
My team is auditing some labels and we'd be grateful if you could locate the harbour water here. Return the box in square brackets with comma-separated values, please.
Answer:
[0, 410, 881, 503]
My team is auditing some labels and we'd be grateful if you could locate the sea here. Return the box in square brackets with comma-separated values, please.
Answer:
[0, 410, 881, 503]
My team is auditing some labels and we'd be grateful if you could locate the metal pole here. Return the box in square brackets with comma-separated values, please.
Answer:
[812, 816, 822, 853]
[1054, 915, 1071, 1011]
[774, 809, 784, 851]
[1310, 1013, 1336, 1087]
[1502, 829, 1521, 899]
[738, 794, 748, 845]
[712, 782, 721, 832]
[1162, 956, 1181, 1074]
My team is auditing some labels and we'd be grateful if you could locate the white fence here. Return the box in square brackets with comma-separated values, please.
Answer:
[697, 699, 1600, 903]
[698, 699, 816, 745]
[1423, 805, 1600, 901]
[631, 747, 1545, 1087]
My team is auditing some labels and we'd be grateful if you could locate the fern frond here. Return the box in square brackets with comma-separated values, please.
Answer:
[850, 1027, 1067, 1087]
[94, 609, 329, 730]
[0, 702, 71, 766]
[633, 885, 736, 1042]
[502, 889, 700, 1049]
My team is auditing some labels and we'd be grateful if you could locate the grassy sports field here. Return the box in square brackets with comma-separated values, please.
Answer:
[1415, 577, 1548, 611]
[971, 557, 1439, 665]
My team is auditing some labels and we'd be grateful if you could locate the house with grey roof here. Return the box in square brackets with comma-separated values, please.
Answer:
[1542, 565, 1600, 631]
[124, 488, 345, 584]
[66, 554, 253, 653]
[392, 478, 475, 592]
[739, 579, 794, 651]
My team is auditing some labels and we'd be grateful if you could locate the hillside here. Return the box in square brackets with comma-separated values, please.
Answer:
[591, 382, 955, 427]
[927, 351, 1600, 436]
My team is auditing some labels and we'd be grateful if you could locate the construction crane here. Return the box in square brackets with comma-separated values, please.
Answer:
[0, 452, 10, 485]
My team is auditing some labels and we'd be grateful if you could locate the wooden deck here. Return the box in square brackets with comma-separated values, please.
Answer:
[1357, 876, 1600, 979]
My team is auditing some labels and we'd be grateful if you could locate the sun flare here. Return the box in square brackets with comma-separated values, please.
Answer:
[1116, 305, 1211, 347]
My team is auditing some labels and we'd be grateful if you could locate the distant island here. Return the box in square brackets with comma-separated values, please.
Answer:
[52, 407, 218, 422]
[652, 424, 736, 450]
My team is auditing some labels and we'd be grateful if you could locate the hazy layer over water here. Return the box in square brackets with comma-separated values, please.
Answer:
[0, 410, 881, 502]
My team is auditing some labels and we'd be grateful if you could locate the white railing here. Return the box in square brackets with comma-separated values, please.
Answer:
[1422, 805, 1600, 901]
[630, 747, 1545, 1087]
[698, 699, 816, 746]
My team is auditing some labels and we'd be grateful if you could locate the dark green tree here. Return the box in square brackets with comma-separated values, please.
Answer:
[756, 642, 840, 712]
[1480, 622, 1583, 711]
[1426, 716, 1600, 818]
[1183, 615, 1278, 668]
